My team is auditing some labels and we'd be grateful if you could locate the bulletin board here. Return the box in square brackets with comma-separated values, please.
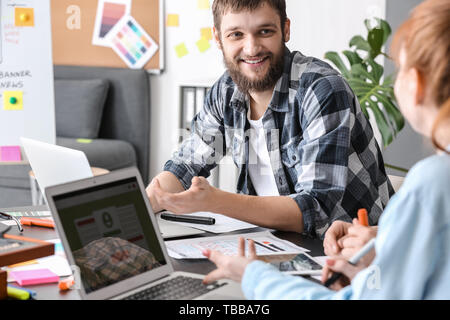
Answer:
[0, 0, 56, 149]
[51, 0, 164, 73]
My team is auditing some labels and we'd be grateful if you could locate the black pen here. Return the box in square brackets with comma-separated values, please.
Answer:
[160, 212, 215, 225]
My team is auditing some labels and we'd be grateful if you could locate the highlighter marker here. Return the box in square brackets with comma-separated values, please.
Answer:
[357, 208, 369, 226]
[7, 285, 36, 299]
[7, 286, 30, 300]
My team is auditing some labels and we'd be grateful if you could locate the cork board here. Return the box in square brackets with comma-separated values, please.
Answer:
[51, 0, 163, 72]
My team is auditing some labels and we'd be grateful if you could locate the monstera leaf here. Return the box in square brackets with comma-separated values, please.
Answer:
[325, 18, 404, 147]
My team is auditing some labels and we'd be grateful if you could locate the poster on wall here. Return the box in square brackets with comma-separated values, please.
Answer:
[92, 0, 132, 47]
[104, 15, 158, 69]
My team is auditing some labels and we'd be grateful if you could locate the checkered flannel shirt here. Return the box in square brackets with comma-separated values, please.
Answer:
[164, 47, 394, 238]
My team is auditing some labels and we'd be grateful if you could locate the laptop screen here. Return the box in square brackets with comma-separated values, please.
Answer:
[53, 177, 167, 294]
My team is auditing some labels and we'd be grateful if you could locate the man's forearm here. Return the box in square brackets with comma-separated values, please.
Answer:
[146, 171, 185, 212]
[209, 189, 304, 233]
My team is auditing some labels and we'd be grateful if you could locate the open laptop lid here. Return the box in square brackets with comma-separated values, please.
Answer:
[45, 167, 175, 300]
[21, 137, 93, 195]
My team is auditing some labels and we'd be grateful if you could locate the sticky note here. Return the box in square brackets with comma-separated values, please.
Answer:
[8, 260, 38, 268]
[15, 8, 35, 27]
[0, 146, 22, 162]
[175, 43, 189, 58]
[10, 269, 59, 286]
[198, 0, 210, 10]
[167, 14, 179, 27]
[3, 91, 24, 110]
[196, 38, 211, 53]
[76, 138, 93, 144]
[201, 27, 213, 41]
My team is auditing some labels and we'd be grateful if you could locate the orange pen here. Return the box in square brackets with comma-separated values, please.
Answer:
[357, 208, 369, 227]
[20, 217, 55, 229]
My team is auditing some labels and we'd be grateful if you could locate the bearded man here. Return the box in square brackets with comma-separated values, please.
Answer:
[146, 0, 393, 238]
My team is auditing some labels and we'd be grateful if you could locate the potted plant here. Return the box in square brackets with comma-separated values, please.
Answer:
[325, 18, 405, 149]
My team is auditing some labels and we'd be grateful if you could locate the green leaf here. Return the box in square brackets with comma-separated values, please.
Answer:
[368, 28, 384, 58]
[376, 94, 405, 132]
[342, 50, 363, 66]
[366, 98, 393, 146]
[324, 51, 350, 77]
[367, 59, 384, 84]
[351, 64, 377, 83]
[365, 18, 392, 46]
[349, 35, 371, 52]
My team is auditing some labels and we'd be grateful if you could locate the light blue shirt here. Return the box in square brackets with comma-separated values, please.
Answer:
[242, 153, 450, 299]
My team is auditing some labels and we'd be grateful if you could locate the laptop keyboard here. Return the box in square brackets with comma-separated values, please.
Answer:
[123, 275, 224, 300]
[5, 211, 52, 217]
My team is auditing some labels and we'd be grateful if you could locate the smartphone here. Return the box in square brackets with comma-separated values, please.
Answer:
[271, 252, 323, 275]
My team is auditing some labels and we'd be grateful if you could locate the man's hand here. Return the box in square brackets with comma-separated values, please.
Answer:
[203, 237, 257, 284]
[323, 220, 352, 256]
[152, 176, 217, 214]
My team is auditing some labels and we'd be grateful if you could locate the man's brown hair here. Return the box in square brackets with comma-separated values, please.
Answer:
[212, 0, 287, 32]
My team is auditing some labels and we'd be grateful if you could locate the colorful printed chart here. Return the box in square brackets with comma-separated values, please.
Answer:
[105, 15, 159, 69]
[92, 0, 131, 47]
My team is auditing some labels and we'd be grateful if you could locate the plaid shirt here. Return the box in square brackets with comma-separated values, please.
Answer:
[164, 47, 394, 238]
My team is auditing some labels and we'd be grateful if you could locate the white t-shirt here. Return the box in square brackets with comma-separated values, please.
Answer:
[247, 111, 280, 196]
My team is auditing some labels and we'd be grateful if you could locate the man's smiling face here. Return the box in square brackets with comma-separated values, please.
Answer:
[214, 2, 290, 94]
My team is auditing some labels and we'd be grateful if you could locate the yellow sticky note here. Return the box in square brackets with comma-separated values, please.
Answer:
[175, 43, 189, 58]
[3, 91, 24, 110]
[198, 0, 210, 10]
[167, 14, 179, 27]
[196, 38, 211, 53]
[15, 7, 35, 27]
[200, 27, 213, 41]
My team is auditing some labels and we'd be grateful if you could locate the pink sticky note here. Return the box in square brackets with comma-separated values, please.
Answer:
[10, 268, 59, 286]
[0, 146, 22, 162]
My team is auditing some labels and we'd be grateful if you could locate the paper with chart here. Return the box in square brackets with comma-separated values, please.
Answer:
[165, 231, 309, 259]
[163, 211, 259, 234]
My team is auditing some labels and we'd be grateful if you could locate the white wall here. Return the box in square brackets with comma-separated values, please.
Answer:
[149, 0, 387, 188]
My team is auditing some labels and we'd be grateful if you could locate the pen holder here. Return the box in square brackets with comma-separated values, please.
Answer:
[0, 270, 7, 300]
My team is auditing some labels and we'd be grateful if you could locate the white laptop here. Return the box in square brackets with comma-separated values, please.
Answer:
[45, 167, 244, 300]
[21, 137, 93, 197]
[18, 137, 202, 239]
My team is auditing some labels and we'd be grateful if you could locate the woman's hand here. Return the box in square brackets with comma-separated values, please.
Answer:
[338, 219, 377, 261]
[321, 258, 363, 291]
[203, 237, 257, 284]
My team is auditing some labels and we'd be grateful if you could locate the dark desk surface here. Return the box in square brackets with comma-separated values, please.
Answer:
[2, 206, 324, 300]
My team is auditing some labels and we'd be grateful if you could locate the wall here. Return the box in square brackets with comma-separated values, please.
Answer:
[149, 0, 391, 189]
[382, 0, 430, 176]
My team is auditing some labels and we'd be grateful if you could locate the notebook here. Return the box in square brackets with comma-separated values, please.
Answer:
[45, 167, 244, 300]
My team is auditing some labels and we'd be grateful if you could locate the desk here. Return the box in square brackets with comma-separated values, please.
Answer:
[1, 206, 324, 300]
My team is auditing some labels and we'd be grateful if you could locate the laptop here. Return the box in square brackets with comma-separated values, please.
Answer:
[15, 137, 202, 239]
[45, 167, 245, 300]
[21, 137, 93, 198]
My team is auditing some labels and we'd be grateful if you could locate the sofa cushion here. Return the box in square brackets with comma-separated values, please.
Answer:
[56, 138, 137, 172]
[55, 79, 109, 139]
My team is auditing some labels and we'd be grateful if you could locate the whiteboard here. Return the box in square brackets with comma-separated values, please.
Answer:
[0, 0, 55, 146]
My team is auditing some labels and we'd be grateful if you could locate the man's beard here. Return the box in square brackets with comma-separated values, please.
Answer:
[223, 45, 285, 94]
